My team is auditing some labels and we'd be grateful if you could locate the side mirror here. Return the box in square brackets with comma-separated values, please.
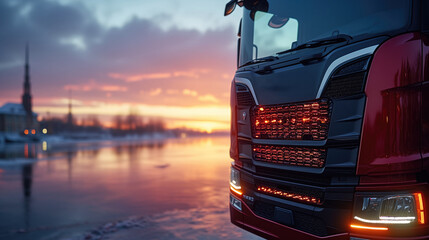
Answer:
[268, 15, 289, 28]
[225, 0, 237, 16]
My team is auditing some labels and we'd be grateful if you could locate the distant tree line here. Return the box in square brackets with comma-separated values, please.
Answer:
[40, 115, 104, 135]
[110, 113, 165, 136]
[40, 111, 165, 136]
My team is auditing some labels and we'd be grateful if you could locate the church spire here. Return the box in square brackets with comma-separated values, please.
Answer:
[67, 89, 73, 127]
[22, 43, 33, 129]
[24, 43, 30, 94]
[25, 43, 29, 68]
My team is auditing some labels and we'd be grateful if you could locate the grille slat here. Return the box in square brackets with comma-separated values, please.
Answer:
[235, 84, 255, 106]
[253, 144, 326, 168]
[322, 72, 366, 98]
[322, 56, 370, 98]
[237, 92, 255, 106]
[251, 100, 331, 140]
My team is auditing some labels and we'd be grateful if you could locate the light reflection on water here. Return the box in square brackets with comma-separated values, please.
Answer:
[0, 137, 259, 240]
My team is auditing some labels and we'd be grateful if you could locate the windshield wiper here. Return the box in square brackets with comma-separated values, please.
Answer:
[240, 34, 351, 67]
[277, 34, 352, 56]
[241, 55, 279, 67]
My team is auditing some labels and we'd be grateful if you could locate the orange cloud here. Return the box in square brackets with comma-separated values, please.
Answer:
[109, 69, 213, 82]
[55, 98, 83, 106]
[181, 89, 219, 103]
[183, 89, 198, 97]
[149, 88, 162, 96]
[198, 94, 219, 103]
[65, 80, 127, 92]
[172, 69, 207, 78]
[166, 89, 179, 95]
[65, 84, 92, 91]
[173, 72, 197, 78]
[101, 85, 127, 92]
[109, 72, 172, 82]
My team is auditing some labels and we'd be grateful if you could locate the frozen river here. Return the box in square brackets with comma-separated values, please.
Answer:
[0, 137, 261, 240]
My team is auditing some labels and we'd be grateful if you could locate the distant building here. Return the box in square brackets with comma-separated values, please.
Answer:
[0, 45, 38, 135]
[0, 103, 37, 133]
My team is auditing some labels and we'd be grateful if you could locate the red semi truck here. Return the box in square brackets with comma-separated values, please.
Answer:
[225, 0, 429, 239]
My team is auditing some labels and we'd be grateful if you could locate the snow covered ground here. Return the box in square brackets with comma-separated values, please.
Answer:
[62, 207, 259, 240]
[0, 137, 262, 240]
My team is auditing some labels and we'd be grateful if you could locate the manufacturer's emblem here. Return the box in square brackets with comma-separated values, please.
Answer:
[242, 112, 247, 121]
[243, 195, 254, 202]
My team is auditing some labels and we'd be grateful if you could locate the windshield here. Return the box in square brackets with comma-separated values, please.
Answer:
[239, 0, 411, 66]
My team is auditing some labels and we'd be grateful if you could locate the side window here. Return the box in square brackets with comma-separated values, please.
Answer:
[423, 0, 429, 32]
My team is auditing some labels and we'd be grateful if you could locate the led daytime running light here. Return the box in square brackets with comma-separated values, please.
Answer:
[354, 216, 414, 224]
[230, 182, 241, 190]
[230, 185, 242, 195]
[350, 224, 388, 231]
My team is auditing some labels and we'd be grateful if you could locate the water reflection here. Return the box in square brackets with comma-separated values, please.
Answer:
[0, 137, 256, 240]
[22, 164, 33, 198]
[22, 163, 33, 231]
[66, 151, 76, 182]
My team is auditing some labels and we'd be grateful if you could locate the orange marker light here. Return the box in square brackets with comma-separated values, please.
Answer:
[257, 186, 321, 204]
[24, 129, 29, 135]
[350, 224, 388, 231]
[415, 193, 425, 224]
[31, 129, 36, 135]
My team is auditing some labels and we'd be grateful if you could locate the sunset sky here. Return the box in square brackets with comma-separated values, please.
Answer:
[0, 0, 241, 133]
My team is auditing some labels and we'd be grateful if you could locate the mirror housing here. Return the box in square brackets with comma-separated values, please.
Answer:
[224, 0, 237, 16]
[243, 0, 269, 20]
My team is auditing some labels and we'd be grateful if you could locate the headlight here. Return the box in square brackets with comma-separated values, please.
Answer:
[352, 192, 425, 227]
[230, 167, 242, 195]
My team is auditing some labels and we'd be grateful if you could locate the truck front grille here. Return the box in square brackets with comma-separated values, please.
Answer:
[251, 100, 331, 140]
[252, 144, 326, 168]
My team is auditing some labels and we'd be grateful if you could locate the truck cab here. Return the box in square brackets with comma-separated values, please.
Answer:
[226, 0, 429, 239]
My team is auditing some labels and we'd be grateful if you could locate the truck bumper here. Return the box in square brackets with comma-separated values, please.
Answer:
[230, 194, 429, 240]
[230, 193, 348, 240]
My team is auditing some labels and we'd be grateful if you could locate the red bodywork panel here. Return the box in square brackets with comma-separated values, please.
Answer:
[357, 33, 423, 178]
[422, 33, 429, 168]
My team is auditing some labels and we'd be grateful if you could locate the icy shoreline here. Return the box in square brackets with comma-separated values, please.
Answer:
[62, 207, 261, 240]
